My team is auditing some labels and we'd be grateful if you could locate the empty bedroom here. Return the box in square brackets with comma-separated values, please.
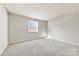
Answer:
[0, 3, 79, 56]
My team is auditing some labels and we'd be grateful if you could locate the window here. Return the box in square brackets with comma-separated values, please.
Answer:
[28, 20, 39, 32]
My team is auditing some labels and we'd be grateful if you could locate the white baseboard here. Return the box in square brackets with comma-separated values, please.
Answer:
[51, 38, 79, 47]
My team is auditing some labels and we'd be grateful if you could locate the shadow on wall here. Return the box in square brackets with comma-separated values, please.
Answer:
[8, 13, 47, 44]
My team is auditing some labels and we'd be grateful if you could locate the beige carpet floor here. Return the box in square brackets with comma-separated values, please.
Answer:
[2, 39, 79, 56]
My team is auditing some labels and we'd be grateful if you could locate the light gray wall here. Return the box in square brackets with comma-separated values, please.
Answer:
[9, 13, 47, 44]
[48, 13, 79, 45]
[0, 4, 8, 55]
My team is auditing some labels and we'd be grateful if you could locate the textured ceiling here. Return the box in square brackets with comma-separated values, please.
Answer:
[4, 3, 79, 21]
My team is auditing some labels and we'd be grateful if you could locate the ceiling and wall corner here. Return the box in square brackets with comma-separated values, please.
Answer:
[3, 3, 79, 21]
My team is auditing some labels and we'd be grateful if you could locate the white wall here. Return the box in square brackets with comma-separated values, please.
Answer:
[0, 4, 8, 55]
[8, 13, 47, 44]
[48, 13, 79, 45]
